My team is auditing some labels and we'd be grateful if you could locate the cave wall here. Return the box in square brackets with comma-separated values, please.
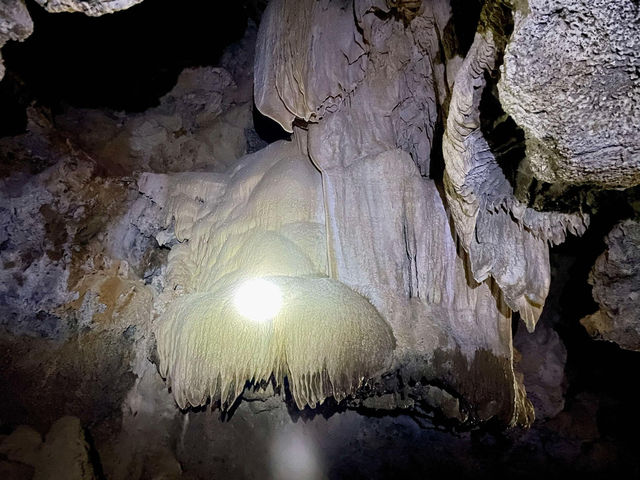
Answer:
[0, 0, 639, 479]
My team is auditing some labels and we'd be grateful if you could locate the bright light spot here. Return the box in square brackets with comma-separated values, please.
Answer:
[234, 278, 282, 323]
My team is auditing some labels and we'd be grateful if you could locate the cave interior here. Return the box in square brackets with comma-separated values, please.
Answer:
[0, 0, 639, 479]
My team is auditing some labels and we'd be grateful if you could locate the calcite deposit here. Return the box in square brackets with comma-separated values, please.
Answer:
[1, 0, 639, 478]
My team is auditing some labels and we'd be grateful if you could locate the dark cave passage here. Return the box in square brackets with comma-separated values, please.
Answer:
[0, 0, 252, 136]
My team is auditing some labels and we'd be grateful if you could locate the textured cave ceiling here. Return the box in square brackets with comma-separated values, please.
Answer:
[0, 0, 639, 479]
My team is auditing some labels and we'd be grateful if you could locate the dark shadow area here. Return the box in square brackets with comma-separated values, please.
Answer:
[479, 79, 526, 190]
[252, 102, 290, 144]
[84, 427, 107, 480]
[0, 72, 31, 137]
[546, 186, 640, 464]
[552, 188, 640, 390]
[428, 109, 446, 181]
[449, 0, 484, 56]
[1, 0, 249, 118]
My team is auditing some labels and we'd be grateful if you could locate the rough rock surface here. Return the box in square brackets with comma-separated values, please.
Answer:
[56, 66, 253, 174]
[499, 0, 640, 188]
[34, 416, 96, 480]
[514, 320, 567, 419]
[442, 0, 588, 331]
[0, 109, 155, 437]
[33, 0, 144, 16]
[581, 219, 640, 351]
[0, 0, 33, 81]
[0, 108, 157, 342]
[1, 0, 640, 478]
[0, 425, 42, 466]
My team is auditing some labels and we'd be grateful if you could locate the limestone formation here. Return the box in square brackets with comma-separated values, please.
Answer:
[0, 417, 96, 480]
[1, 0, 640, 476]
[57, 66, 253, 174]
[33, 0, 144, 16]
[581, 219, 640, 351]
[498, 0, 640, 188]
[254, 0, 534, 426]
[154, 139, 395, 410]
[34, 416, 96, 480]
[442, 0, 588, 331]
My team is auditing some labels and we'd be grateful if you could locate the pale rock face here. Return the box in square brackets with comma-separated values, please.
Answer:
[254, 0, 368, 134]
[253, 0, 534, 426]
[153, 139, 395, 410]
[34, 416, 96, 480]
[498, 0, 640, 188]
[581, 219, 640, 351]
[33, 0, 144, 16]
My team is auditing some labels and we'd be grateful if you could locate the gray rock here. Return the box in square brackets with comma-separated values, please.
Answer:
[56, 67, 253, 174]
[498, 0, 640, 188]
[443, 0, 588, 331]
[581, 219, 640, 351]
[33, 0, 144, 16]
[514, 320, 567, 419]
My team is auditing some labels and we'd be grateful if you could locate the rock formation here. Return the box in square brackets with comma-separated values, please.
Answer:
[154, 139, 395, 410]
[1, 0, 640, 478]
[0, 416, 96, 480]
[581, 219, 640, 351]
[0, 1, 32, 81]
[499, 0, 640, 188]
[33, 0, 144, 16]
